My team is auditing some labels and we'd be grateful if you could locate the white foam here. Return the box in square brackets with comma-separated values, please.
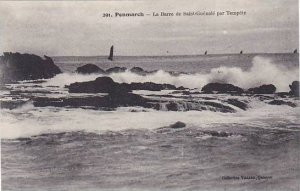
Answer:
[44, 56, 298, 92]
[44, 72, 105, 87]
[1, 101, 299, 139]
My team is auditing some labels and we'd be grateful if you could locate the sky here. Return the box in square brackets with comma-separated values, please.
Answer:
[0, 0, 298, 56]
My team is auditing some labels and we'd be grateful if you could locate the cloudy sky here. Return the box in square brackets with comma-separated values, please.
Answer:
[0, 0, 298, 56]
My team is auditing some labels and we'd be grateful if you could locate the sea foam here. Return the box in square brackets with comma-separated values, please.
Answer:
[45, 56, 298, 92]
[1, 101, 299, 139]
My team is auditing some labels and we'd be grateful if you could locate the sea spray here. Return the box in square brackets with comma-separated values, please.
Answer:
[208, 56, 299, 91]
[1, 101, 299, 139]
[45, 56, 298, 91]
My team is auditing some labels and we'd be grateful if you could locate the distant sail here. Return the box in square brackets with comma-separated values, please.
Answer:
[204, 51, 207, 55]
[294, 49, 298, 54]
[108, 45, 114, 61]
[240, 50, 243, 54]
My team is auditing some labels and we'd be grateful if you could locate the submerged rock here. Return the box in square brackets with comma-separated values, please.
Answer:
[165, 102, 179, 111]
[57, 77, 184, 109]
[0, 100, 29, 110]
[199, 101, 236, 113]
[76, 64, 105, 74]
[276, 92, 291, 98]
[68, 77, 131, 94]
[268, 100, 296, 107]
[169, 121, 186, 129]
[106, 67, 127, 73]
[0, 52, 61, 83]
[247, 84, 276, 94]
[156, 121, 186, 133]
[130, 67, 147, 75]
[129, 82, 182, 91]
[161, 100, 236, 113]
[33, 93, 153, 109]
[68, 77, 184, 93]
[226, 99, 248, 110]
[289, 81, 299, 97]
[201, 83, 244, 94]
[205, 130, 232, 137]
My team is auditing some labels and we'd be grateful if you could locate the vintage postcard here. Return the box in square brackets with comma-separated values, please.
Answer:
[0, 0, 299, 191]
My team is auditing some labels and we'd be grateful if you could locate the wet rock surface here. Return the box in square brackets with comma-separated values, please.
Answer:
[0, 52, 61, 83]
[201, 83, 244, 94]
[226, 99, 248, 110]
[129, 67, 148, 75]
[76, 64, 105, 74]
[289, 81, 299, 97]
[268, 100, 297, 107]
[33, 93, 153, 109]
[247, 84, 276, 94]
[128, 82, 185, 91]
[169, 121, 186, 129]
[68, 77, 131, 94]
[106, 67, 127, 73]
[1, 75, 299, 113]
[68, 77, 184, 93]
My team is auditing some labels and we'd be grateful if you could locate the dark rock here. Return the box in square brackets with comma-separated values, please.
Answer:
[0, 100, 28, 110]
[130, 67, 146, 75]
[33, 93, 153, 109]
[204, 130, 232, 137]
[17, 137, 32, 142]
[164, 100, 236, 113]
[129, 82, 179, 91]
[200, 101, 236, 113]
[169, 121, 186, 129]
[177, 86, 186, 90]
[166, 102, 179, 111]
[276, 92, 291, 98]
[254, 95, 274, 101]
[289, 81, 299, 97]
[76, 64, 105, 74]
[52, 78, 237, 113]
[268, 100, 297, 107]
[201, 83, 244, 94]
[168, 71, 184, 76]
[248, 84, 276, 94]
[68, 77, 185, 93]
[106, 67, 127, 73]
[226, 99, 248, 110]
[156, 121, 186, 133]
[37, 77, 159, 109]
[68, 77, 131, 94]
[0, 52, 61, 83]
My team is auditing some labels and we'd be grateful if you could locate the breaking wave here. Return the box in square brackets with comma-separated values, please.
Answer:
[1, 101, 299, 139]
[45, 56, 298, 92]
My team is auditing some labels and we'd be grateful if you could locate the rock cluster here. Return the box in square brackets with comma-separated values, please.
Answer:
[0, 52, 61, 83]
[201, 83, 244, 94]
[289, 81, 299, 97]
[76, 64, 105, 74]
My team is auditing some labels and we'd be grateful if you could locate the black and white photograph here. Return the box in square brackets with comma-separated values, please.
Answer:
[0, 0, 299, 190]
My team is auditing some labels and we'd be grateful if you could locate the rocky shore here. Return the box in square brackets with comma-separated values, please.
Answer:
[0, 53, 299, 113]
[0, 52, 61, 83]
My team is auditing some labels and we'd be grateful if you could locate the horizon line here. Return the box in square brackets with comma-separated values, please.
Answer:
[50, 52, 299, 58]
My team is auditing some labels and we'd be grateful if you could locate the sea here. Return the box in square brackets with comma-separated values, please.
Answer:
[1, 53, 299, 191]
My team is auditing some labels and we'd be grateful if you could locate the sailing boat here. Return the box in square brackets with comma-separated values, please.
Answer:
[108, 45, 114, 61]
[294, 49, 298, 54]
[204, 51, 207, 55]
[240, 50, 243, 54]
